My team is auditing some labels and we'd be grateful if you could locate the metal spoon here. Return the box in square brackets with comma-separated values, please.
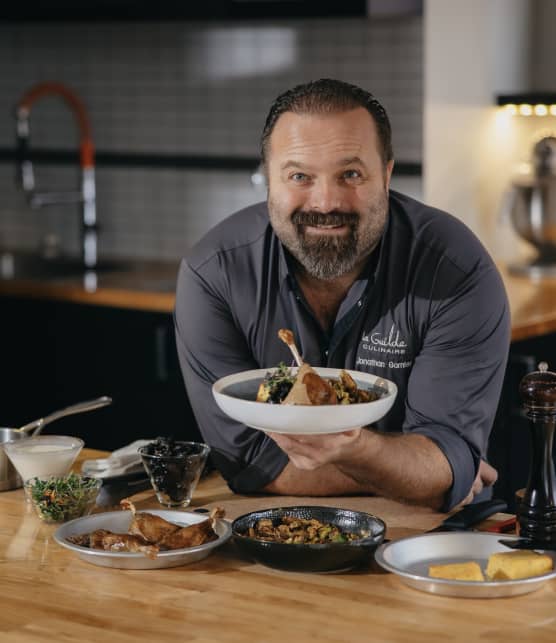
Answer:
[17, 396, 112, 437]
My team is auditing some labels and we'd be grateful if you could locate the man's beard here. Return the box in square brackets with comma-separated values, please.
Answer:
[269, 194, 388, 281]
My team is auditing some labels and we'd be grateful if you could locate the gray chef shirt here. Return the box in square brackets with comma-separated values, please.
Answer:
[174, 190, 511, 510]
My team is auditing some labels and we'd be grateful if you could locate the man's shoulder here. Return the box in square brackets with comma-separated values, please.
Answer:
[186, 201, 270, 272]
[389, 190, 493, 273]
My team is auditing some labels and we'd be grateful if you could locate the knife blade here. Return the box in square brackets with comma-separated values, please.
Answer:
[428, 498, 508, 532]
[499, 537, 556, 551]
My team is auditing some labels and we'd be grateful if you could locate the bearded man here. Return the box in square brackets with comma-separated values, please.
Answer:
[174, 78, 510, 510]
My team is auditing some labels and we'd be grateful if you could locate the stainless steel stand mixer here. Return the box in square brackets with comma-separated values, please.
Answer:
[507, 136, 556, 277]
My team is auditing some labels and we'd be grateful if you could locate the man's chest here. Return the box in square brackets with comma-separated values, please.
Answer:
[248, 291, 421, 379]
[354, 314, 416, 375]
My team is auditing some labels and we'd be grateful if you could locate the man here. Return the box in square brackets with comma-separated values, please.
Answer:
[174, 79, 510, 511]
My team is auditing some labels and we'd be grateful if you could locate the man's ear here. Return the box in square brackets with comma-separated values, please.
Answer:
[385, 159, 394, 190]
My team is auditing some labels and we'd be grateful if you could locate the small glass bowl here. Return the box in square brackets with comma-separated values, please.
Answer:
[25, 473, 102, 523]
[139, 440, 210, 507]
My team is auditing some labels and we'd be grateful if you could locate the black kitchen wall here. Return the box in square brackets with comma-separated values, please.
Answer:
[0, 17, 422, 260]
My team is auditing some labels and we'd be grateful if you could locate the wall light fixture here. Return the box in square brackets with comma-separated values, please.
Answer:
[497, 93, 556, 116]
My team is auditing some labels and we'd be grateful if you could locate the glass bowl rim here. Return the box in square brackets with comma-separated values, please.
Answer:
[4, 434, 85, 452]
[138, 441, 210, 460]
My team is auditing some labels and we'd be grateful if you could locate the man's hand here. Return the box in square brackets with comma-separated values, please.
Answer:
[267, 428, 362, 470]
[266, 428, 453, 509]
[460, 460, 498, 506]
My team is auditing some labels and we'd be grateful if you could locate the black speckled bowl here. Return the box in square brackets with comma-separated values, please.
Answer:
[232, 505, 386, 572]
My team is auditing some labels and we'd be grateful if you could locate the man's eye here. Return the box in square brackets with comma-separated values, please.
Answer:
[290, 173, 308, 182]
[343, 169, 361, 179]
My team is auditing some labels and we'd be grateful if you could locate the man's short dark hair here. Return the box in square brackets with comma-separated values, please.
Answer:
[261, 78, 393, 167]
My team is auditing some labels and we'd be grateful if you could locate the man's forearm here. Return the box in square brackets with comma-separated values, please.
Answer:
[264, 461, 370, 496]
[336, 431, 452, 508]
[265, 430, 453, 509]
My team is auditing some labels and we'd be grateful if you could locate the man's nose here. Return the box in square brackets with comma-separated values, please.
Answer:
[308, 178, 345, 213]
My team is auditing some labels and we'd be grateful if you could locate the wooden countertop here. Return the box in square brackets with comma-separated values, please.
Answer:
[1, 252, 556, 340]
[498, 264, 556, 342]
[0, 255, 180, 313]
[1, 449, 555, 643]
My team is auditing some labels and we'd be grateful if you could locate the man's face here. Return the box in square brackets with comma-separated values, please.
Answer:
[266, 107, 394, 280]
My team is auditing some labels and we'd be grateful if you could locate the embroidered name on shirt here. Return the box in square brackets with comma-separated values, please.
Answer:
[356, 357, 413, 369]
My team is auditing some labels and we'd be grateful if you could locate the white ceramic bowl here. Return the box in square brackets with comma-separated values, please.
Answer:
[212, 367, 397, 435]
[3, 435, 84, 482]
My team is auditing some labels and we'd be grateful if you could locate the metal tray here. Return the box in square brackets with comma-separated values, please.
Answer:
[54, 509, 231, 569]
[374, 532, 556, 598]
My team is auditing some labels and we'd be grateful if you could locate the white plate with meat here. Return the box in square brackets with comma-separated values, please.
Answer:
[54, 506, 232, 569]
[212, 366, 397, 434]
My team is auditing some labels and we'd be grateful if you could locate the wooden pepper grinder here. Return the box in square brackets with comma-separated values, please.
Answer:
[517, 361, 556, 544]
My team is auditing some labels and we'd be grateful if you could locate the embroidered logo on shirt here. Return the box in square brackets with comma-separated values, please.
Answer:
[356, 324, 413, 370]
[363, 324, 407, 353]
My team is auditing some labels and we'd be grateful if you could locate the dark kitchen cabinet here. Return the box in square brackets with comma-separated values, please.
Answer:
[1, 296, 201, 451]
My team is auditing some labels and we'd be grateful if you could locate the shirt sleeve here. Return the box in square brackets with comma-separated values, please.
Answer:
[174, 259, 288, 493]
[402, 260, 511, 511]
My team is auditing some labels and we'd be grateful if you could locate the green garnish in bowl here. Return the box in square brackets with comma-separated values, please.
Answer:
[261, 362, 296, 403]
[26, 473, 102, 523]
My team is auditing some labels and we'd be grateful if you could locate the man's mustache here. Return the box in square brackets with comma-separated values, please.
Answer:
[291, 210, 359, 227]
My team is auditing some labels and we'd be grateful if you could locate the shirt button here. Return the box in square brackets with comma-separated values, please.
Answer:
[357, 300, 362, 307]
[324, 350, 329, 356]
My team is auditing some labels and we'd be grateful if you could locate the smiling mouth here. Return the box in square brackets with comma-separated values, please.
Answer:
[304, 223, 350, 232]
[310, 223, 344, 228]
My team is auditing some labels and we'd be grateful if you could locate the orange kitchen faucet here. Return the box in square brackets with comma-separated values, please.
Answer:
[16, 82, 98, 268]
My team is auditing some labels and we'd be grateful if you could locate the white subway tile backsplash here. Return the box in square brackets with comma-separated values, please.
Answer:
[0, 17, 422, 260]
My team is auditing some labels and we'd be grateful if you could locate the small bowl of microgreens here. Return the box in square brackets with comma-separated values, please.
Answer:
[25, 473, 102, 523]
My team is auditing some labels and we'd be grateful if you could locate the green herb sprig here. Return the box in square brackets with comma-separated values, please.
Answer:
[28, 473, 101, 523]
[263, 362, 293, 384]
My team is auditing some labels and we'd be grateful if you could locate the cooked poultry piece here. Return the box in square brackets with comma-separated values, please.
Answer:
[68, 529, 159, 559]
[282, 362, 337, 406]
[67, 507, 225, 557]
[66, 533, 91, 547]
[90, 529, 159, 558]
[278, 328, 303, 366]
[256, 328, 380, 406]
[157, 507, 224, 550]
[329, 370, 376, 404]
[121, 499, 180, 542]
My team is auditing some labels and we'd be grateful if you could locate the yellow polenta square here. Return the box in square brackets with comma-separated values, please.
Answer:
[486, 551, 553, 580]
[428, 561, 485, 581]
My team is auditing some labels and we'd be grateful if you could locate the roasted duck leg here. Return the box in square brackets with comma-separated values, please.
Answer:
[66, 506, 225, 558]
[282, 362, 337, 406]
[157, 507, 224, 550]
[68, 529, 159, 559]
[278, 328, 303, 366]
[278, 329, 337, 405]
[121, 499, 180, 542]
